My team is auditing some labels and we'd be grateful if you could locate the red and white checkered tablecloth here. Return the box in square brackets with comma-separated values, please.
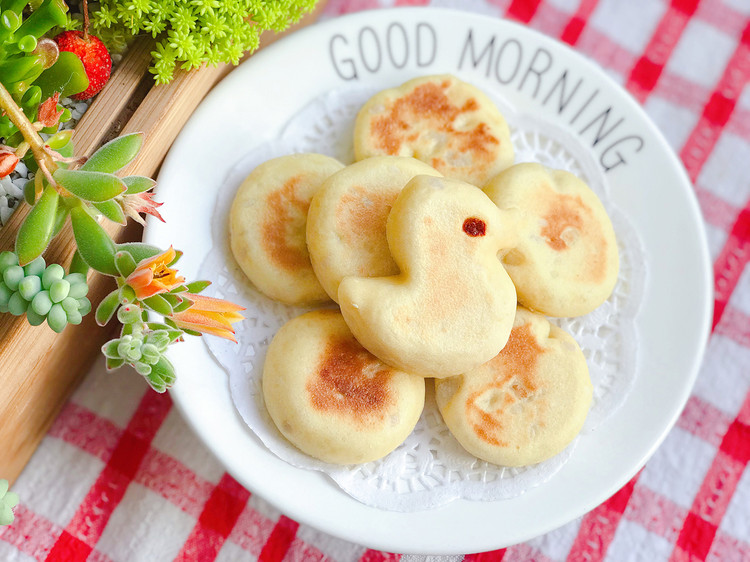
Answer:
[2, 0, 749, 560]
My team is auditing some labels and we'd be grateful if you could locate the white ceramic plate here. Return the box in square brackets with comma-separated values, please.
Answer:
[145, 8, 712, 554]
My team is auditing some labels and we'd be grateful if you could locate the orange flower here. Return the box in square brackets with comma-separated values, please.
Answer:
[121, 191, 165, 226]
[37, 93, 64, 128]
[126, 246, 185, 299]
[170, 293, 245, 342]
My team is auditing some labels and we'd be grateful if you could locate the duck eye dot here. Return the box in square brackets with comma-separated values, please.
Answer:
[463, 217, 486, 237]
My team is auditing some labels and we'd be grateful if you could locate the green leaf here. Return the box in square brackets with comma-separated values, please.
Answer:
[94, 199, 126, 225]
[47, 303, 67, 333]
[147, 356, 176, 393]
[185, 280, 210, 294]
[122, 175, 156, 195]
[118, 284, 136, 304]
[167, 250, 182, 267]
[23, 179, 36, 205]
[171, 298, 192, 313]
[82, 133, 144, 174]
[161, 293, 182, 307]
[106, 357, 125, 371]
[115, 242, 162, 264]
[143, 293, 173, 316]
[0, 54, 44, 83]
[51, 205, 69, 237]
[101, 339, 121, 359]
[47, 130, 73, 150]
[69, 249, 90, 276]
[114, 251, 138, 278]
[95, 289, 120, 326]
[35, 51, 88, 99]
[15, 184, 59, 266]
[53, 169, 126, 202]
[70, 206, 118, 275]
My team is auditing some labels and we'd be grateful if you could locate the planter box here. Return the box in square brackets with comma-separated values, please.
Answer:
[0, 4, 326, 483]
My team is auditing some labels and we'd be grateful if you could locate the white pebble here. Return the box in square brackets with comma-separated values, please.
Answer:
[6, 178, 23, 199]
[0, 196, 12, 226]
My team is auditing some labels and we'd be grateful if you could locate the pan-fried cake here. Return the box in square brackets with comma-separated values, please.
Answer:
[338, 175, 517, 379]
[435, 307, 592, 467]
[354, 75, 514, 186]
[306, 156, 441, 302]
[484, 163, 619, 317]
[229, 153, 344, 306]
[262, 309, 425, 465]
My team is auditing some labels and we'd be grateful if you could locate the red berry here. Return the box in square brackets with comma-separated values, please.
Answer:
[54, 30, 112, 100]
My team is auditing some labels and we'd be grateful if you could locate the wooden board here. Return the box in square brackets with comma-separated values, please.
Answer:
[0, 3, 327, 483]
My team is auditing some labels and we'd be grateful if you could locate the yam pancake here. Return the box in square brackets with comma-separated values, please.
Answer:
[262, 309, 425, 465]
[230, 153, 344, 306]
[484, 163, 619, 317]
[354, 75, 514, 186]
[435, 306, 592, 467]
[306, 156, 442, 302]
[338, 175, 518, 379]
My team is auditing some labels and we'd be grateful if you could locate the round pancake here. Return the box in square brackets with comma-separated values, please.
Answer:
[230, 153, 344, 306]
[262, 309, 426, 465]
[306, 156, 442, 302]
[338, 175, 518, 378]
[353, 75, 514, 186]
[484, 163, 619, 317]
[435, 306, 592, 467]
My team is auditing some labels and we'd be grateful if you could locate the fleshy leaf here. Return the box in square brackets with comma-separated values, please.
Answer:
[69, 249, 90, 276]
[143, 293, 173, 316]
[171, 298, 192, 313]
[118, 284, 136, 303]
[122, 175, 156, 195]
[94, 199, 127, 225]
[70, 206, 118, 275]
[185, 280, 210, 294]
[23, 179, 36, 205]
[115, 242, 162, 264]
[51, 205, 69, 237]
[15, 184, 59, 265]
[81, 133, 144, 174]
[101, 339, 121, 359]
[53, 169, 126, 202]
[147, 356, 176, 393]
[35, 51, 88, 99]
[114, 251, 137, 278]
[95, 289, 120, 326]
[106, 357, 125, 370]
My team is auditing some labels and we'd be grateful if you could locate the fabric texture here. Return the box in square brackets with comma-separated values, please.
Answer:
[2, 0, 750, 560]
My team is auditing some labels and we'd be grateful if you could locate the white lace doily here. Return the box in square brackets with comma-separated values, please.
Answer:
[199, 86, 646, 511]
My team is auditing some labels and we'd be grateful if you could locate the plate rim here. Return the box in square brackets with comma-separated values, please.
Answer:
[146, 6, 714, 554]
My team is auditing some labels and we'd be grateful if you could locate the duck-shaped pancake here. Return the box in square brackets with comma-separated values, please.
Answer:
[338, 175, 518, 379]
[306, 156, 441, 302]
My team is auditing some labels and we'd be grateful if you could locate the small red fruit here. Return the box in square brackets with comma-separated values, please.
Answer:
[54, 30, 112, 100]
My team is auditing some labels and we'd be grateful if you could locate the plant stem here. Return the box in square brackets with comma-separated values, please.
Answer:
[0, 81, 58, 195]
[82, 0, 89, 41]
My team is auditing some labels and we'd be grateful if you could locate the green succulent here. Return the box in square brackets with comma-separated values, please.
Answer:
[0, 479, 19, 526]
[90, 0, 318, 84]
